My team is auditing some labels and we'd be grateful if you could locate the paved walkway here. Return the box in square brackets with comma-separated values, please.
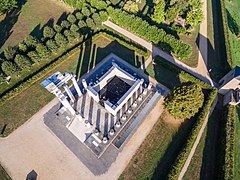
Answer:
[0, 96, 165, 180]
[103, 21, 213, 86]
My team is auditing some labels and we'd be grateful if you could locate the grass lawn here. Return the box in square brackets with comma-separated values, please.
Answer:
[0, 0, 72, 52]
[183, 105, 222, 180]
[0, 164, 11, 180]
[234, 106, 240, 179]
[0, 35, 148, 136]
[207, 0, 231, 81]
[145, 59, 182, 89]
[225, 0, 240, 66]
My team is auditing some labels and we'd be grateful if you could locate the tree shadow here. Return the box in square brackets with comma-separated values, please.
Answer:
[226, 9, 239, 36]
[0, 0, 27, 49]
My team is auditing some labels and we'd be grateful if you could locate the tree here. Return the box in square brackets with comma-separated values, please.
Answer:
[1, 61, 21, 76]
[18, 42, 28, 53]
[151, 0, 166, 23]
[186, 9, 204, 26]
[86, 18, 96, 30]
[123, 1, 139, 13]
[53, 24, 63, 33]
[43, 26, 56, 39]
[24, 35, 38, 48]
[4, 46, 16, 60]
[70, 24, 79, 32]
[61, 20, 71, 29]
[82, 7, 91, 17]
[0, 0, 17, 14]
[14, 54, 32, 70]
[164, 84, 204, 119]
[55, 33, 68, 47]
[27, 51, 41, 63]
[0, 71, 6, 84]
[76, 12, 83, 20]
[67, 14, 77, 24]
[92, 13, 102, 27]
[35, 43, 50, 59]
[46, 39, 59, 53]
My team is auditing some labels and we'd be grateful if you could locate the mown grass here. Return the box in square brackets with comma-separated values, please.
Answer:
[225, 0, 240, 66]
[0, 0, 71, 51]
[0, 164, 11, 180]
[0, 35, 146, 136]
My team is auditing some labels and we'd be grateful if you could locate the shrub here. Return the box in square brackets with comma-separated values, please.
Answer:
[164, 84, 204, 119]
[35, 43, 51, 59]
[61, 20, 71, 29]
[1, 61, 21, 76]
[86, 18, 96, 30]
[55, 33, 68, 47]
[27, 51, 41, 63]
[18, 42, 28, 53]
[4, 46, 17, 60]
[46, 39, 59, 53]
[53, 24, 63, 33]
[43, 26, 56, 39]
[82, 7, 91, 17]
[67, 14, 77, 24]
[14, 54, 32, 70]
[75, 12, 83, 20]
[70, 24, 79, 32]
[99, 11, 108, 21]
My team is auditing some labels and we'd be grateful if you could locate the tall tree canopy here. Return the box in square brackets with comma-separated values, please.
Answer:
[0, 0, 17, 14]
[151, 0, 166, 23]
[164, 84, 204, 119]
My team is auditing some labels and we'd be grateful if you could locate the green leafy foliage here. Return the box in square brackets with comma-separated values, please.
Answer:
[99, 11, 108, 21]
[55, 33, 68, 47]
[123, 1, 139, 13]
[27, 51, 41, 63]
[164, 84, 204, 119]
[86, 18, 96, 30]
[151, 0, 166, 23]
[92, 13, 102, 27]
[61, 20, 71, 29]
[53, 24, 63, 33]
[35, 43, 50, 59]
[75, 12, 83, 20]
[4, 46, 16, 60]
[43, 26, 56, 39]
[67, 14, 77, 24]
[70, 24, 79, 32]
[14, 54, 32, 70]
[24, 35, 38, 48]
[82, 7, 91, 16]
[0, 0, 17, 14]
[18, 42, 28, 53]
[1, 61, 21, 76]
[46, 39, 59, 53]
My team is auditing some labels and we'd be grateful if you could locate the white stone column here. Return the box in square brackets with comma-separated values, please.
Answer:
[55, 89, 76, 115]
[64, 84, 75, 103]
[71, 76, 82, 97]
[82, 79, 88, 89]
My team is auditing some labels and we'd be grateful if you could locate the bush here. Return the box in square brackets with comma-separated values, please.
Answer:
[14, 54, 32, 70]
[53, 24, 63, 33]
[35, 43, 51, 59]
[164, 84, 204, 119]
[168, 88, 217, 179]
[46, 39, 59, 53]
[92, 13, 102, 27]
[18, 42, 28, 53]
[55, 33, 68, 47]
[86, 18, 96, 30]
[4, 46, 16, 60]
[99, 11, 108, 21]
[82, 7, 91, 16]
[67, 14, 77, 24]
[61, 20, 71, 29]
[43, 26, 56, 39]
[1, 61, 21, 76]
[75, 12, 83, 20]
[70, 24, 79, 32]
[27, 51, 41, 63]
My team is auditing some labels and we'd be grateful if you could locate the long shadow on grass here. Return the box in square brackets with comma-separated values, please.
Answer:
[0, 0, 27, 50]
[151, 117, 196, 179]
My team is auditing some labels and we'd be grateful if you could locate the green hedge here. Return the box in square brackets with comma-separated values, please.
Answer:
[224, 105, 236, 180]
[220, 0, 233, 67]
[0, 31, 149, 106]
[167, 87, 218, 179]
[154, 56, 212, 89]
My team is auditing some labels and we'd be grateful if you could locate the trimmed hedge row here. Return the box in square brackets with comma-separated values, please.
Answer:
[224, 105, 236, 180]
[219, 0, 233, 67]
[167, 87, 218, 179]
[154, 56, 212, 89]
[0, 31, 149, 106]
[107, 7, 192, 60]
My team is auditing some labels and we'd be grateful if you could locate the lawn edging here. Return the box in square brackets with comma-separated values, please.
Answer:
[167, 88, 218, 179]
[219, 0, 233, 67]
